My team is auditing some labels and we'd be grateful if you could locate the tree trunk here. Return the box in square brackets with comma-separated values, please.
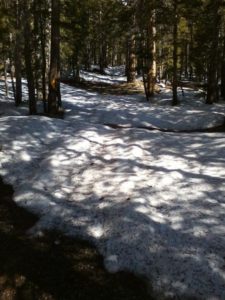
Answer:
[126, 35, 136, 83]
[23, 1, 36, 114]
[99, 43, 107, 74]
[184, 42, 189, 79]
[33, 0, 40, 102]
[188, 22, 194, 80]
[48, 0, 61, 115]
[137, 1, 156, 100]
[172, 0, 178, 106]
[9, 60, 16, 102]
[206, 1, 220, 104]
[40, 14, 47, 112]
[3, 59, 8, 97]
[14, 0, 22, 106]
[14, 54, 22, 106]
[207, 63, 218, 104]
[146, 10, 157, 98]
[221, 36, 225, 100]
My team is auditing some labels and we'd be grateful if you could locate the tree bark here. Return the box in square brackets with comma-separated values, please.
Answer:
[9, 60, 16, 102]
[3, 59, 8, 97]
[146, 10, 157, 97]
[23, 1, 36, 114]
[172, 0, 178, 106]
[206, 0, 221, 104]
[221, 36, 225, 100]
[126, 35, 136, 83]
[48, 0, 61, 115]
[14, 0, 22, 106]
[40, 7, 47, 112]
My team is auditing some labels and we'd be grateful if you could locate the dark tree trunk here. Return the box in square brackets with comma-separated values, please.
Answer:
[3, 59, 8, 97]
[48, 0, 61, 114]
[99, 43, 107, 74]
[207, 64, 218, 104]
[206, 0, 221, 104]
[189, 22, 194, 80]
[137, 1, 157, 101]
[33, 0, 40, 102]
[14, 0, 22, 106]
[126, 35, 136, 83]
[221, 53, 225, 100]
[221, 37, 225, 100]
[146, 10, 157, 98]
[9, 60, 16, 102]
[184, 42, 189, 79]
[172, 0, 178, 106]
[15, 55, 22, 106]
[23, 1, 36, 114]
[40, 11, 47, 112]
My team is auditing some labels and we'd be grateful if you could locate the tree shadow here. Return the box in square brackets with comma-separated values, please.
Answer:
[0, 177, 153, 300]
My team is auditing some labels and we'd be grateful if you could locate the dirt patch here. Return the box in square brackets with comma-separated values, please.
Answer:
[61, 79, 145, 95]
[0, 177, 153, 300]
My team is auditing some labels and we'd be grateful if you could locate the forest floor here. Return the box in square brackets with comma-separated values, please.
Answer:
[1, 69, 225, 300]
[62, 78, 145, 95]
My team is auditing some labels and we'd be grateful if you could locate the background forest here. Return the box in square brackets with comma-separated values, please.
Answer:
[0, 0, 225, 114]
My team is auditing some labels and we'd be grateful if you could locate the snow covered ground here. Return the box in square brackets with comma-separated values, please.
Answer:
[79, 65, 127, 84]
[1, 75, 225, 299]
[62, 83, 225, 131]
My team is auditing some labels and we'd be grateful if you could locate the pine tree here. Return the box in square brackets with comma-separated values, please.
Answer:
[48, 0, 62, 115]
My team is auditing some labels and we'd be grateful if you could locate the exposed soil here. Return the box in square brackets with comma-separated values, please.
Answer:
[0, 177, 153, 300]
[61, 78, 145, 95]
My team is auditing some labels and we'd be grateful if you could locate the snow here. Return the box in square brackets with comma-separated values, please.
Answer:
[65, 65, 127, 85]
[62, 83, 225, 131]
[1, 74, 225, 299]
[80, 70, 126, 85]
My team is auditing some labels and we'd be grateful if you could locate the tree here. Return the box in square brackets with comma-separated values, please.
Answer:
[206, 0, 222, 104]
[137, 0, 157, 99]
[172, 0, 179, 105]
[48, 0, 62, 115]
[125, 1, 137, 83]
[23, 0, 36, 114]
[14, 0, 22, 106]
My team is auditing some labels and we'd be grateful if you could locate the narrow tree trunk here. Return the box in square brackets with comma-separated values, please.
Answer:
[221, 36, 225, 100]
[207, 63, 218, 104]
[14, 0, 22, 106]
[126, 35, 136, 83]
[72, 54, 80, 82]
[99, 43, 107, 74]
[9, 60, 16, 101]
[184, 42, 189, 79]
[146, 10, 157, 97]
[189, 22, 194, 80]
[48, 0, 61, 114]
[40, 12, 47, 112]
[33, 0, 40, 101]
[172, 0, 178, 106]
[206, 1, 220, 104]
[3, 59, 8, 97]
[14, 55, 22, 106]
[23, 2, 36, 114]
